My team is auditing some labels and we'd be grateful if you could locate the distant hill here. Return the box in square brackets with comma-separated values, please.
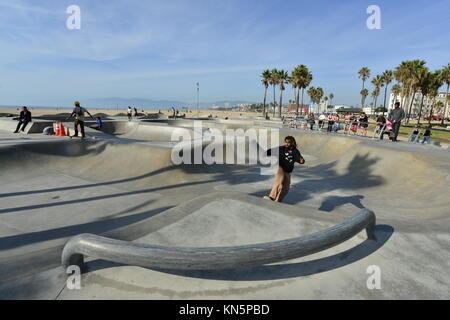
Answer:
[0, 99, 259, 111]
[207, 101, 256, 107]
[83, 98, 257, 109]
[84, 98, 187, 109]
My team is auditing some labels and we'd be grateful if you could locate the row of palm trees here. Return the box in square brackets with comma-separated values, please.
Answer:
[261, 66, 334, 117]
[359, 61, 450, 124]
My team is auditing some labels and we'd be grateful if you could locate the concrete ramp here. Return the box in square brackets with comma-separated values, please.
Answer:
[0, 123, 449, 299]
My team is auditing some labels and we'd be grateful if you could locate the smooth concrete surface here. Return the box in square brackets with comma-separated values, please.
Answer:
[0, 118, 449, 299]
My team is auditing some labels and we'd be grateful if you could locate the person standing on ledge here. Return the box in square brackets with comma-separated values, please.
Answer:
[67, 101, 93, 139]
[264, 136, 305, 203]
[388, 102, 405, 142]
[127, 106, 133, 121]
[13, 106, 32, 133]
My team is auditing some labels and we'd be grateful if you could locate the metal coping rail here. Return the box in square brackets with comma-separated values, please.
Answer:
[61, 208, 376, 272]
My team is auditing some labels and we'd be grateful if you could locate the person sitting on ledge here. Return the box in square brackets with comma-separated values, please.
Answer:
[13, 106, 32, 133]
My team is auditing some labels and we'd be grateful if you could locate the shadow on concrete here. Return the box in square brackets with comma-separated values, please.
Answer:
[0, 165, 178, 199]
[83, 225, 393, 280]
[250, 153, 384, 207]
[318, 195, 365, 212]
[0, 204, 172, 251]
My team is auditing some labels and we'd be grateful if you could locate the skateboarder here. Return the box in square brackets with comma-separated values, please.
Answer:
[127, 106, 133, 121]
[66, 101, 94, 138]
[264, 136, 305, 203]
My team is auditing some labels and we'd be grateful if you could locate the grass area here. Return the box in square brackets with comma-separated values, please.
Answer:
[366, 122, 450, 142]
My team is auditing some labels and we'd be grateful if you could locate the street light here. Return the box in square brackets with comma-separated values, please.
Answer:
[196, 82, 199, 118]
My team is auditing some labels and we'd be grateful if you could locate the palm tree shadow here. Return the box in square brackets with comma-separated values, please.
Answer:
[318, 195, 365, 212]
[282, 153, 385, 205]
[84, 224, 393, 281]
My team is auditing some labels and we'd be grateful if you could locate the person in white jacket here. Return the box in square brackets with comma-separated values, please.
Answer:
[318, 113, 326, 131]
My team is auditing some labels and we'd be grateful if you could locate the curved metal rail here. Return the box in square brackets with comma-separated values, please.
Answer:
[62, 208, 376, 272]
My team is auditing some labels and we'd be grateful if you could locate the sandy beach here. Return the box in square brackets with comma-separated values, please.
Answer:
[0, 107, 264, 120]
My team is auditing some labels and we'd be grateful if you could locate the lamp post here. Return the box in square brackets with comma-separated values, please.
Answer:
[196, 82, 199, 118]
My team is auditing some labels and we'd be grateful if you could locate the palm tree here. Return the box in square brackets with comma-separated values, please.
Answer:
[371, 87, 380, 114]
[292, 65, 313, 116]
[415, 68, 434, 125]
[315, 87, 324, 112]
[360, 89, 369, 108]
[381, 70, 393, 115]
[269, 69, 279, 117]
[395, 61, 411, 109]
[435, 101, 444, 118]
[277, 70, 289, 118]
[358, 67, 371, 107]
[329, 93, 334, 107]
[307, 87, 316, 111]
[441, 63, 450, 124]
[260, 69, 271, 116]
[371, 75, 383, 113]
[426, 70, 444, 125]
[405, 60, 427, 123]
[260, 70, 271, 117]
[391, 84, 401, 104]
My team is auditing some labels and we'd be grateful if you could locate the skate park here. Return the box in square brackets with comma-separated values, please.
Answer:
[0, 116, 449, 299]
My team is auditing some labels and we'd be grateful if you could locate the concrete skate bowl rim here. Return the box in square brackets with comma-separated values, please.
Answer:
[62, 208, 376, 272]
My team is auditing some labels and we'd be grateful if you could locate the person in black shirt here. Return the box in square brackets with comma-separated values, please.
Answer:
[388, 102, 406, 142]
[13, 106, 32, 133]
[264, 136, 305, 202]
[410, 126, 420, 142]
[421, 126, 432, 144]
[358, 113, 369, 136]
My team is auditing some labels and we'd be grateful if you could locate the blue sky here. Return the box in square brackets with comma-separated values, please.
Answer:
[0, 0, 449, 107]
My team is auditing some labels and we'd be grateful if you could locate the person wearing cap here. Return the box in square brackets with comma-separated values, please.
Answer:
[67, 101, 93, 138]
[13, 106, 32, 133]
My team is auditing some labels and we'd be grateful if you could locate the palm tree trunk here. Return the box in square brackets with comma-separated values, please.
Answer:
[279, 89, 283, 118]
[361, 80, 365, 108]
[428, 98, 436, 125]
[262, 87, 267, 117]
[382, 85, 388, 116]
[442, 84, 449, 125]
[273, 85, 276, 117]
[301, 88, 305, 115]
[295, 88, 299, 116]
[407, 90, 416, 124]
[417, 94, 425, 125]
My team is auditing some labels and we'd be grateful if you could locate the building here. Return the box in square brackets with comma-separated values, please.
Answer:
[388, 92, 448, 117]
[336, 107, 363, 115]
[363, 107, 373, 115]
[287, 103, 309, 114]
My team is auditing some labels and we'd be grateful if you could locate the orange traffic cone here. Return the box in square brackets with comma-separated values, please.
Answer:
[54, 122, 60, 136]
[59, 123, 66, 136]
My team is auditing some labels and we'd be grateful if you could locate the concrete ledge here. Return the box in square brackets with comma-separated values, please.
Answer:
[0, 118, 55, 134]
[61, 208, 376, 272]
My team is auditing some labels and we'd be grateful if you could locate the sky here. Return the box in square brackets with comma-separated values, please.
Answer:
[0, 0, 449, 107]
